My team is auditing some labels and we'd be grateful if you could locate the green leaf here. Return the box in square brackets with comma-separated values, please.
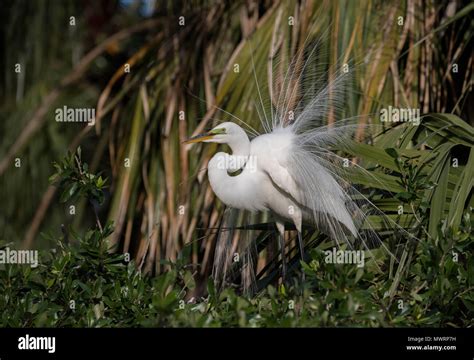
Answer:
[385, 148, 399, 158]
[395, 192, 414, 201]
[60, 182, 79, 203]
[447, 147, 474, 229]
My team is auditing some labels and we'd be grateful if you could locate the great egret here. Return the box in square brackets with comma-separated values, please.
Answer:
[185, 120, 364, 278]
[184, 34, 407, 285]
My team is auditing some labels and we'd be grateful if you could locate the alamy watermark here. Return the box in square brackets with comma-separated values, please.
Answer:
[18, 335, 55, 354]
[217, 155, 257, 173]
[0, 247, 38, 268]
[380, 106, 420, 126]
[55, 106, 95, 126]
[324, 248, 364, 268]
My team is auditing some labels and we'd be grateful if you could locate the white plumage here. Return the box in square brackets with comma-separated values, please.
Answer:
[202, 122, 358, 238]
[185, 116, 364, 284]
[184, 34, 392, 285]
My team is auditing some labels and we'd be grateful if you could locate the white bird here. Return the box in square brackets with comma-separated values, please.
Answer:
[184, 36, 399, 284]
[184, 119, 362, 278]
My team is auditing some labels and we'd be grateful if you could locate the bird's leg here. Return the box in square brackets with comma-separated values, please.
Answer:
[297, 230, 305, 262]
[275, 221, 286, 282]
[296, 223, 306, 284]
[279, 234, 287, 281]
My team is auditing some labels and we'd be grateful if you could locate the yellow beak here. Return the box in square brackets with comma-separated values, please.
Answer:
[183, 132, 215, 144]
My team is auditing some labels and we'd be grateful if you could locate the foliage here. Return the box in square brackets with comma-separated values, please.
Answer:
[0, 219, 471, 327]
[0, 150, 471, 327]
[49, 148, 107, 205]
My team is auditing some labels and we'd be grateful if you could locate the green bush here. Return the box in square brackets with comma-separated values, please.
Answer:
[0, 150, 471, 327]
[1, 223, 471, 327]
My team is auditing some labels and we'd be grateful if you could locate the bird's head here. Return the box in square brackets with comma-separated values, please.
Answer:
[184, 122, 244, 145]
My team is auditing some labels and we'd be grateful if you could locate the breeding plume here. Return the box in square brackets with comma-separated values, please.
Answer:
[184, 35, 400, 286]
[185, 73, 369, 279]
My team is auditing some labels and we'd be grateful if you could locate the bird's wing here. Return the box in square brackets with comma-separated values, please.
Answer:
[255, 133, 358, 237]
[262, 155, 306, 206]
[252, 135, 308, 206]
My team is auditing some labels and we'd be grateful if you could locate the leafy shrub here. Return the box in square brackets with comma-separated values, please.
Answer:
[0, 150, 471, 327]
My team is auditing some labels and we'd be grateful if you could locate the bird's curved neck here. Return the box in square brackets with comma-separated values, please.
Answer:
[227, 133, 250, 159]
[207, 133, 253, 209]
[221, 132, 251, 173]
[207, 152, 253, 210]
